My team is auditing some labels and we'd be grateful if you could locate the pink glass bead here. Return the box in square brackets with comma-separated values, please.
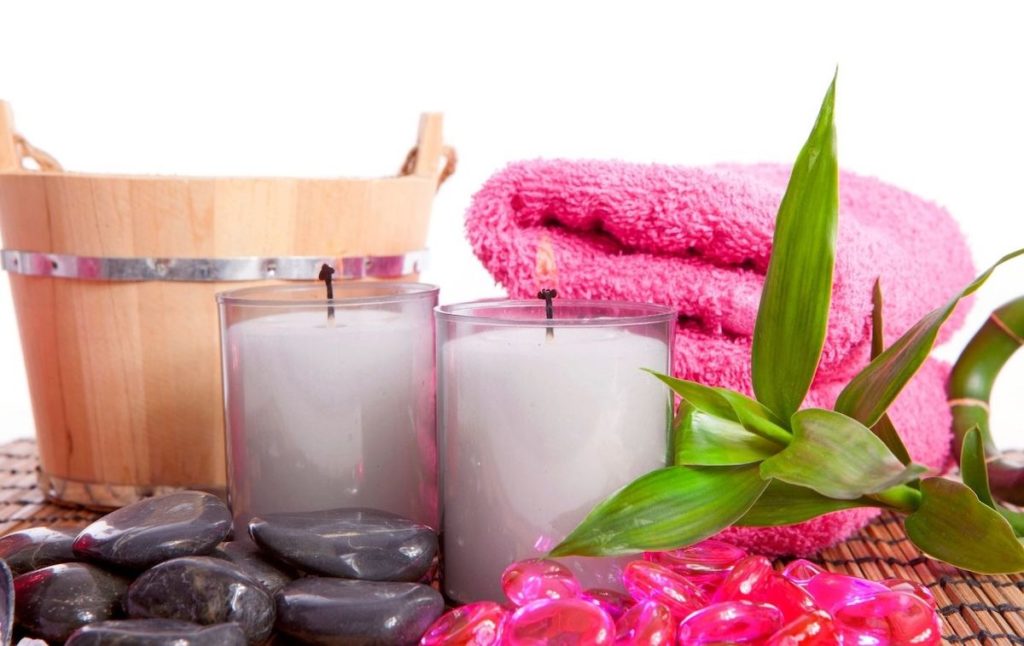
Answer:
[501, 559, 582, 606]
[614, 600, 675, 645]
[834, 591, 941, 646]
[582, 588, 635, 621]
[764, 611, 839, 646]
[712, 555, 775, 602]
[644, 539, 747, 575]
[782, 559, 826, 587]
[504, 598, 614, 646]
[677, 600, 783, 644]
[621, 561, 709, 621]
[420, 601, 508, 646]
[882, 577, 937, 609]
[712, 556, 816, 624]
[806, 572, 889, 614]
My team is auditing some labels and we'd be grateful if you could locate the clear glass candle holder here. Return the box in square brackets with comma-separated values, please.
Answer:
[217, 283, 439, 536]
[436, 299, 676, 603]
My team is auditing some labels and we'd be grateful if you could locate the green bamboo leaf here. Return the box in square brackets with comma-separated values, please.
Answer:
[836, 249, 1024, 428]
[961, 426, 1024, 537]
[674, 405, 781, 466]
[905, 478, 1024, 574]
[550, 464, 770, 557]
[869, 279, 913, 465]
[649, 371, 790, 444]
[999, 508, 1024, 538]
[961, 426, 997, 508]
[734, 480, 876, 527]
[649, 371, 735, 420]
[760, 409, 927, 499]
[871, 416, 912, 467]
[751, 73, 839, 420]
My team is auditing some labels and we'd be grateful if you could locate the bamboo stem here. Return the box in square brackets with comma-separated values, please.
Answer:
[869, 484, 922, 513]
[949, 296, 1024, 504]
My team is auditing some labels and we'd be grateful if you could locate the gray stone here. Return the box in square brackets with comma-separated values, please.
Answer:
[0, 526, 77, 576]
[249, 508, 437, 581]
[66, 619, 246, 645]
[275, 577, 444, 646]
[13, 563, 130, 643]
[209, 541, 293, 593]
[0, 559, 12, 646]
[74, 491, 231, 570]
[125, 556, 274, 644]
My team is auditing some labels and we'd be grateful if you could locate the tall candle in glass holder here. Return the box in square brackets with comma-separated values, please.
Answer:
[437, 300, 675, 602]
[217, 283, 438, 535]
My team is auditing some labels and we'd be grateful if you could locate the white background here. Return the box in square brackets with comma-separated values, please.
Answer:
[1, 1, 1022, 448]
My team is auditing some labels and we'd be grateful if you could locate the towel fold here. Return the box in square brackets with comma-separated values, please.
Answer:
[466, 159, 974, 555]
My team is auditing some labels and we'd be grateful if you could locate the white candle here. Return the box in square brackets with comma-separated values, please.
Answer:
[440, 324, 670, 602]
[223, 308, 437, 533]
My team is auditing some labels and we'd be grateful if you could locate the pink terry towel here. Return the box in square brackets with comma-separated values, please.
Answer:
[465, 159, 975, 556]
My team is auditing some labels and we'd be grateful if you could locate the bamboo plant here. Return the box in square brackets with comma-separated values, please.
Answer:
[549, 73, 1024, 575]
[949, 296, 1024, 505]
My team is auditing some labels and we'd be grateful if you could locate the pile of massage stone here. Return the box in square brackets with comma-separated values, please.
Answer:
[0, 491, 443, 645]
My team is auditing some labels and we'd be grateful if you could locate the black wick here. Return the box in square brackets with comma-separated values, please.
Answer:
[537, 288, 557, 340]
[318, 263, 336, 321]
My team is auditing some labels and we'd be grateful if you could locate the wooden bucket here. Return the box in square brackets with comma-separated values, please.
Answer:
[0, 101, 454, 508]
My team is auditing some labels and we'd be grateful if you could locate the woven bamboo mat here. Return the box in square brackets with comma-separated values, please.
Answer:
[0, 440, 1022, 643]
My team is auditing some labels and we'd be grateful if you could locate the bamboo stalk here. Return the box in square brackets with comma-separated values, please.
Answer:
[948, 296, 1024, 504]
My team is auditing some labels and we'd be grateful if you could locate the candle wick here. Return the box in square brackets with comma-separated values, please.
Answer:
[319, 263, 336, 322]
[537, 288, 557, 340]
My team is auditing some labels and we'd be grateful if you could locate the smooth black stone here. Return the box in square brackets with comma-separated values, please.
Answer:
[275, 578, 444, 646]
[210, 541, 294, 594]
[13, 563, 130, 643]
[74, 491, 231, 570]
[249, 508, 437, 581]
[66, 619, 247, 645]
[125, 556, 274, 644]
[0, 559, 12, 646]
[0, 526, 77, 576]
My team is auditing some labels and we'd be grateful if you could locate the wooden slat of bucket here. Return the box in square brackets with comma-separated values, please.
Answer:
[0, 102, 18, 171]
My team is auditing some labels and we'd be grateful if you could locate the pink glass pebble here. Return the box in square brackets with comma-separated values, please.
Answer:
[644, 539, 748, 575]
[644, 539, 747, 596]
[712, 556, 816, 624]
[764, 610, 839, 646]
[834, 591, 941, 646]
[712, 555, 775, 601]
[582, 588, 635, 621]
[622, 561, 709, 621]
[806, 572, 889, 614]
[501, 559, 582, 606]
[677, 600, 783, 644]
[419, 601, 507, 646]
[504, 598, 615, 646]
[614, 600, 675, 645]
[782, 559, 826, 587]
[882, 577, 937, 609]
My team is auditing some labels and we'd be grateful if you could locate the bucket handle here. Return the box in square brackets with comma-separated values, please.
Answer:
[400, 112, 456, 191]
[1, 102, 448, 180]
[0, 101, 63, 172]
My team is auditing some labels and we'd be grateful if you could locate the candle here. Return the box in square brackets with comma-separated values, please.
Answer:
[437, 300, 675, 602]
[218, 284, 439, 535]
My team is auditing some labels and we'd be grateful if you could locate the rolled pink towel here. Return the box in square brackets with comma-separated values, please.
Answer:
[466, 159, 974, 555]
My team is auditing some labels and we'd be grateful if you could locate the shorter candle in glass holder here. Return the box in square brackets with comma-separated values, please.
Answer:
[437, 300, 675, 603]
[218, 284, 438, 536]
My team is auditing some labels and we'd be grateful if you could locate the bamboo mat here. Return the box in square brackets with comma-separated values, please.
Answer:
[0, 440, 1022, 643]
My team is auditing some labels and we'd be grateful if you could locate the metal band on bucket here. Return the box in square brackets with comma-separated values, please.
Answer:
[0, 249, 429, 282]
